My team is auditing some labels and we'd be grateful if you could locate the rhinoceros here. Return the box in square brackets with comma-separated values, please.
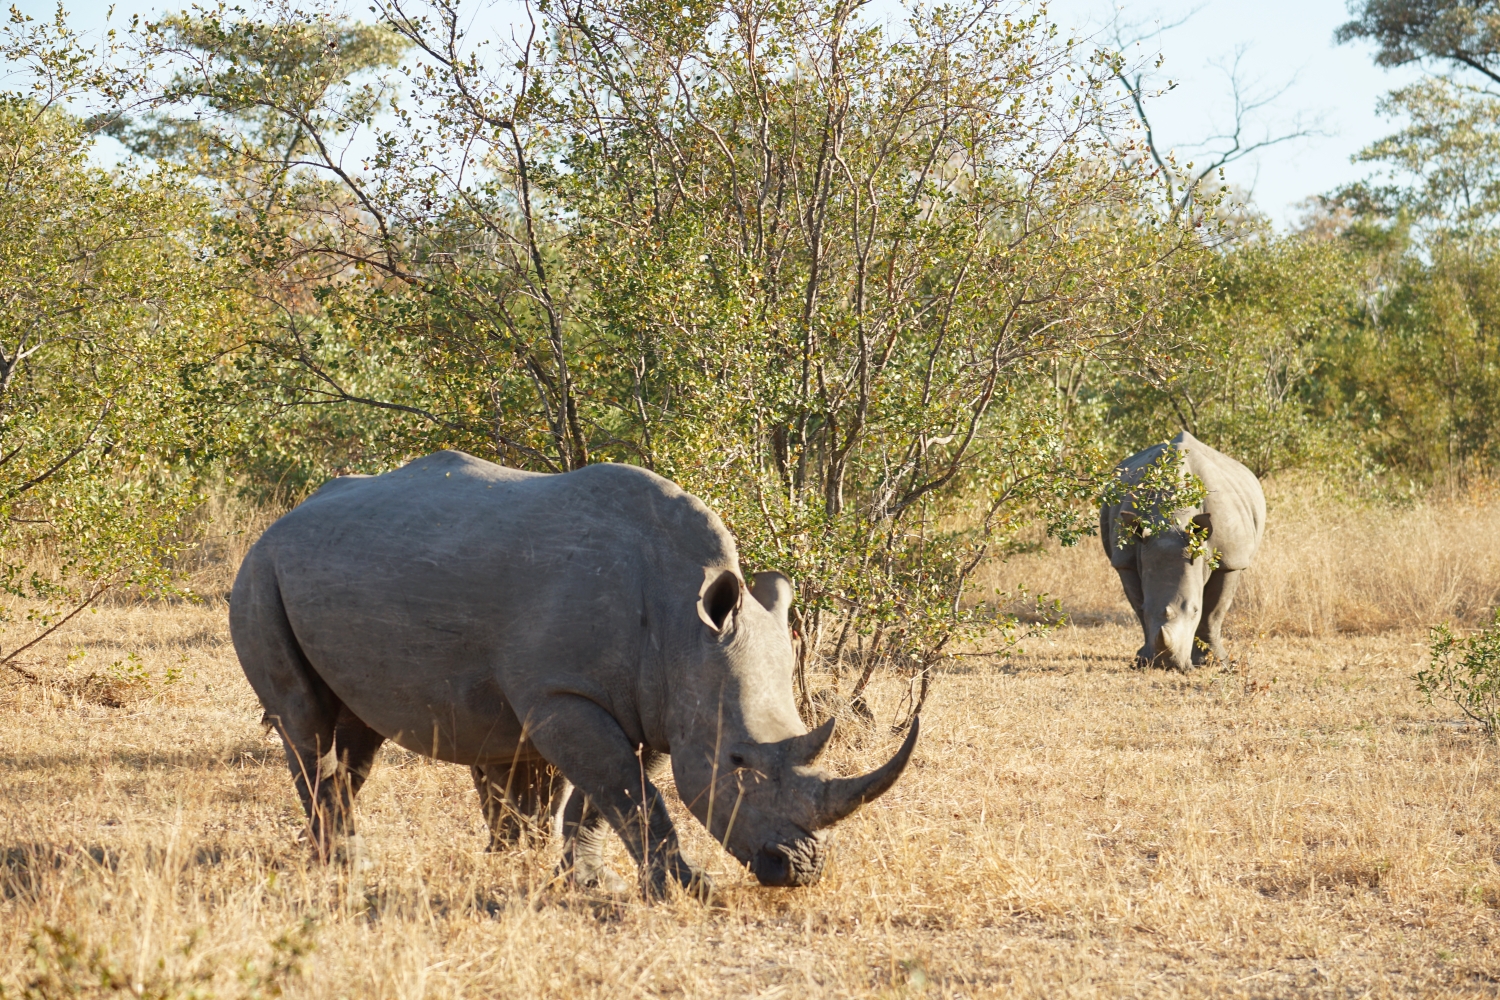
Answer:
[1099, 431, 1266, 671]
[229, 450, 916, 897]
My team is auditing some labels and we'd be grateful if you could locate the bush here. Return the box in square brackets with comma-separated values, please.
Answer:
[0, 12, 244, 665]
[123, 0, 1203, 723]
[1417, 609, 1500, 737]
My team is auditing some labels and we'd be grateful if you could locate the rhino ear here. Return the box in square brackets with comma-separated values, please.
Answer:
[698, 568, 743, 632]
[1191, 511, 1213, 538]
[1117, 510, 1140, 534]
[748, 571, 794, 629]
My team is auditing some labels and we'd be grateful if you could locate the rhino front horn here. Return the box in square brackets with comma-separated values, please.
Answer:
[812, 715, 919, 828]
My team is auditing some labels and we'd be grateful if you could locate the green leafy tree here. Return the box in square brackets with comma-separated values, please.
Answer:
[111, 4, 431, 495]
[519, 0, 1194, 715]
[1105, 230, 1364, 477]
[125, 0, 1204, 719]
[1346, 77, 1500, 231]
[1317, 230, 1500, 479]
[1338, 0, 1500, 86]
[1318, 1, 1500, 484]
[0, 9, 234, 666]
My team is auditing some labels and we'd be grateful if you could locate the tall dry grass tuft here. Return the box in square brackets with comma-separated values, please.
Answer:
[167, 490, 290, 601]
[1240, 488, 1500, 634]
[979, 484, 1500, 637]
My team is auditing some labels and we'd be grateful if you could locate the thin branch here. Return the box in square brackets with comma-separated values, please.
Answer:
[0, 579, 114, 668]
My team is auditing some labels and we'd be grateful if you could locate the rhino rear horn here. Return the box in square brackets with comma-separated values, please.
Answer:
[811, 716, 919, 829]
[780, 716, 835, 767]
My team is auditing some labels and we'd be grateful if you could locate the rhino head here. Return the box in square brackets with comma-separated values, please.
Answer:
[1121, 509, 1216, 672]
[668, 569, 918, 887]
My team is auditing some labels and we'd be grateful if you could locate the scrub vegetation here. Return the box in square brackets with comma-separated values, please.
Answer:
[2, 0, 1500, 994]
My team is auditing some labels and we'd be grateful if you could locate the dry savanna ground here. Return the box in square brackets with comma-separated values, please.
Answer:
[2, 487, 1499, 998]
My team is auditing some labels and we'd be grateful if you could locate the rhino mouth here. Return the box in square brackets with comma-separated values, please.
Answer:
[750, 836, 825, 887]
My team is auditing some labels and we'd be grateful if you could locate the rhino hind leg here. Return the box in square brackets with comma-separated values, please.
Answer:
[1194, 568, 1242, 666]
[269, 700, 385, 863]
[471, 756, 567, 851]
[325, 705, 385, 858]
[232, 559, 384, 862]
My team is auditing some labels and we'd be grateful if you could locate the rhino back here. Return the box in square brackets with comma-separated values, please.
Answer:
[239, 450, 736, 762]
[1176, 432, 1265, 570]
[1100, 434, 1265, 571]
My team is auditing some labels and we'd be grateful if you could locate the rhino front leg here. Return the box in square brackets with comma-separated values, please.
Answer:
[1194, 568, 1242, 666]
[1114, 566, 1151, 667]
[527, 696, 709, 901]
[555, 748, 669, 893]
[556, 787, 628, 893]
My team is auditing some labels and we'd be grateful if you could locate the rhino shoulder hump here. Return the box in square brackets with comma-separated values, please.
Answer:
[1179, 440, 1265, 567]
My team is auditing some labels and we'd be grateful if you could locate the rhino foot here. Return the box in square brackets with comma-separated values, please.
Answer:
[566, 860, 629, 896]
[643, 858, 713, 903]
[583, 868, 630, 895]
[330, 833, 373, 872]
[1133, 646, 1150, 670]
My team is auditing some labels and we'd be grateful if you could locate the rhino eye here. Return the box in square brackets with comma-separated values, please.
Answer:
[730, 753, 746, 768]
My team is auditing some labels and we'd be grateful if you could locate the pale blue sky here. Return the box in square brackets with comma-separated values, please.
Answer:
[15, 0, 1427, 226]
[1045, 0, 1426, 226]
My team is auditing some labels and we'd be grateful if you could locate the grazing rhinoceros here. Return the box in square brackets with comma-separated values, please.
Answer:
[230, 450, 916, 897]
[1099, 431, 1266, 672]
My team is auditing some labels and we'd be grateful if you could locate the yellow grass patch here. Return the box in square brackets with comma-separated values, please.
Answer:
[2, 594, 1497, 997]
[981, 484, 1500, 636]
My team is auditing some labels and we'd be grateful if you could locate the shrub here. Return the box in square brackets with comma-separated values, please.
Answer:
[0, 12, 244, 667]
[1417, 609, 1500, 737]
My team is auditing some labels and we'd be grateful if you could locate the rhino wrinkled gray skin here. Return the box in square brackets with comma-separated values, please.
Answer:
[1099, 432, 1266, 672]
[229, 450, 917, 898]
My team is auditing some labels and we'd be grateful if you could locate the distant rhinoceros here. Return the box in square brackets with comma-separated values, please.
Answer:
[230, 450, 916, 897]
[1099, 432, 1266, 671]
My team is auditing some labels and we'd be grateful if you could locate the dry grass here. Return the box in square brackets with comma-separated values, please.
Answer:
[168, 492, 290, 602]
[981, 483, 1500, 636]
[2, 492, 1500, 998]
